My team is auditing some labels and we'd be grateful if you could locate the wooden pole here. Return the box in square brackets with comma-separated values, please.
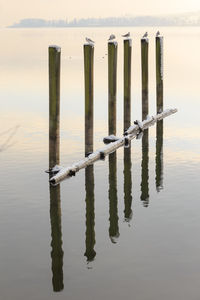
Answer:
[108, 41, 118, 135]
[109, 152, 119, 243]
[124, 39, 132, 132]
[140, 130, 149, 207]
[84, 165, 96, 262]
[156, 35, 163, 113]
[84, 43, 94, 156]
[49, 45, 61, 170]
[49, 183, 64, 292]
[141, 38, 149, 120]
[123, 147, 132, 221]
[156, 120, 163, 191]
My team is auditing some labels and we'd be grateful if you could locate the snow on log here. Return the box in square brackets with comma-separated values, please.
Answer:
[50, 108, 177, 184]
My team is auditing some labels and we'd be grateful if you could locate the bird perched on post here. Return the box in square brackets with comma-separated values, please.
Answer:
[143, 32, 148, 38]
[156, 31, 160, 37]
[108, 34, 116, 41]
[122, 32, 130, 38]
[85, 37, 95, 45]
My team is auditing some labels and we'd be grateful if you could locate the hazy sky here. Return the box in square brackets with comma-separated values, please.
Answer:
[1, 0, 200, 27]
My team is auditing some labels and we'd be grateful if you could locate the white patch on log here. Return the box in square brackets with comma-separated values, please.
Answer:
[141, 37, 149, 43]
[49, 45, 61, 52]
[108, 41, 118, 47]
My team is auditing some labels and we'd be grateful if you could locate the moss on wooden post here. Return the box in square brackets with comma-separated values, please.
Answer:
[108, 41, 118, 135]
[49, 45, 61, 169]
[84, 44, 94, 155]
[141, 38, 149, 120]
[84, 165, 96, 262]
[156, 36, 163, 113]
[124, 39, 132, 132]
[140, 130, 149, 207]
[123, 147, 132, 222]
[49, 183, 64, 292]
[109, 152, 119, 243]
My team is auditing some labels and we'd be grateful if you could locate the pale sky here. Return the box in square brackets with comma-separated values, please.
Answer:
[1, 0, 200, 27]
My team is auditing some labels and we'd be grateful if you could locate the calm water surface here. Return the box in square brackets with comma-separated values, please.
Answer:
[0, 27, 200, 300]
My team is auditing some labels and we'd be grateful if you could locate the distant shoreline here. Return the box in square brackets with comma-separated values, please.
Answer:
[8, 13, 200, 28]
[7, 25, 200, 28]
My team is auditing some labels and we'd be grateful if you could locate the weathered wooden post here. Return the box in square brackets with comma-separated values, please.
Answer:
[156, 34, 163, 113]
[123, 38, 132, 132]
[84, 165, 96, 262]
[123, 147, 132, 222]
[84, 43, 94, 156]
[140, 130, 149, 207]
[49, 45, 61, 169]
[109, 152, 119, 243]
[49, 183, 64, 292]
[156, 120, 163, 191]
[141, 36, 149, 120]
[108, 41, 118, 135]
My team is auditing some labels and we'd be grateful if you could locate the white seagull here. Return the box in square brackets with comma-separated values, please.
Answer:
[143, 32, 148, 38]
[122, 32, 130, 38]
[85, 37, 95, 44]
[156, 31, 160, 37]
[108, 34, 116, 41]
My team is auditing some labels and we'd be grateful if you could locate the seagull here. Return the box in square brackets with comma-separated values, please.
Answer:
[143, 32, 148, 38]
[108, 34, 116, 41]
[85, 37, 95, 44]
[156, 31, 160, 37]
[122, 32, 130, 38]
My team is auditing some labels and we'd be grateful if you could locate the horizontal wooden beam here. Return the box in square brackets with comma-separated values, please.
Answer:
[50, 108, 177, 185]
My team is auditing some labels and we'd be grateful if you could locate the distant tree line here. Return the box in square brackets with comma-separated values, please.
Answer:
[8, 15, 200, 28]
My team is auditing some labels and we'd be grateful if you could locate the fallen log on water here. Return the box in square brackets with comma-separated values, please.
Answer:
[49, 108, 177, 184]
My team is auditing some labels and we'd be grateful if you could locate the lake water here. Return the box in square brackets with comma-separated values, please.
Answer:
[0, 27, 200, 300]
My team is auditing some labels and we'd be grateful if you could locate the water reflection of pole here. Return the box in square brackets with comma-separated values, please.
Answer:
[49, 184, 64, 292]
[140, 130, 149, 207]
[84, 165, 96, 262]
[156, 120, 163, 192]
[109, 152, 119, 243]
[124, 147, 132, 222]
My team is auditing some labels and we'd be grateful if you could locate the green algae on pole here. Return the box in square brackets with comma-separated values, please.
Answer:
[49, 45, 61, 169]
[141, 37, 149, 120]
[84, 43, 94, 155]
[108, 41, 118, 135]
[156, 34, 164, 113]
[123, 39, 132, 132]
